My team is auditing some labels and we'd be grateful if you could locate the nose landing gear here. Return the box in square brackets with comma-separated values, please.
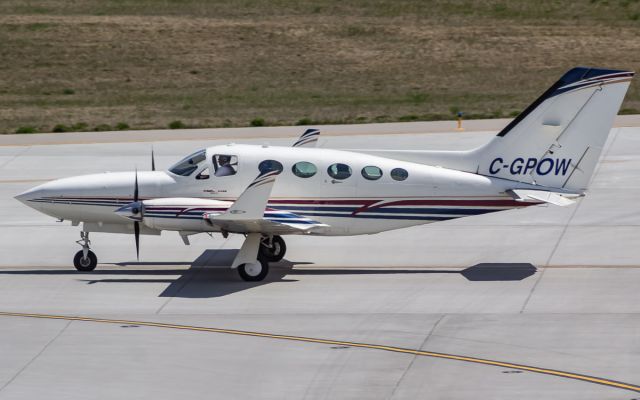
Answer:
[73, 231, 97, 272]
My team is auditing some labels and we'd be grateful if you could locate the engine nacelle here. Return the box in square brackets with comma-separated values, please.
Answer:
[117, 197, 232, 232]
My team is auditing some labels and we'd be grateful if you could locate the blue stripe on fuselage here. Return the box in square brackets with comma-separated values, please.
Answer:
[30, 198, 513, 222]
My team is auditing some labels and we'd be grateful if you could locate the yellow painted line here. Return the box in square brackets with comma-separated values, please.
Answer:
[0, 311, 638, 393]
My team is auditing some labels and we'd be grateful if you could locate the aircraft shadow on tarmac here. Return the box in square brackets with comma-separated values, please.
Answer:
[0, 250, 537, 298]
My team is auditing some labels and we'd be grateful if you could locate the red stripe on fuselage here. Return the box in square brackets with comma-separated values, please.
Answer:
[367, 199, 530, 208]
[268, 198, 532, 207]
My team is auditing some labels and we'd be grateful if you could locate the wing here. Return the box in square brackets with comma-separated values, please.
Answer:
[292, 128, 320, 148]
[205, 170, 328, 234]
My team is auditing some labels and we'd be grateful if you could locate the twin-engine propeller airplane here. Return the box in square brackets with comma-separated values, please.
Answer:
[15, 67, 633, 281]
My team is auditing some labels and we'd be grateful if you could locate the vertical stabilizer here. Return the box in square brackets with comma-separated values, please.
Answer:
[475, 67, 633, 191]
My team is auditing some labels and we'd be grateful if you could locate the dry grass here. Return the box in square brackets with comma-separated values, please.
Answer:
[0, 0, 639, 133]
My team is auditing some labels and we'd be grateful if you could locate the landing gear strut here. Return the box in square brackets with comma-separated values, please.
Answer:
[259, 235, 286, 262]
[73, 231, 97, 272]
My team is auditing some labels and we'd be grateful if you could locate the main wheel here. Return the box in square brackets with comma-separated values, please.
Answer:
[259, 235, 286, 262]
[238, 258, 269, 282]
[73, 250, 97, 272]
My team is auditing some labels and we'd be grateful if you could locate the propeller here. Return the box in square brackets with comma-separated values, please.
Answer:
[134, 168, 139, 202]
[113, 169, 144, 260]
[134, 217, 140, 260]
[133, 168, 140, 260]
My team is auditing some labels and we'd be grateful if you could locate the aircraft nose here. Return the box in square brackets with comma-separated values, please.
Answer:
[14, 186, 42, 205]
[14, 179, 60, 209]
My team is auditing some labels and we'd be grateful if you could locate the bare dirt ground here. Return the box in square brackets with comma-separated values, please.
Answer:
[0, 0, 639, 134]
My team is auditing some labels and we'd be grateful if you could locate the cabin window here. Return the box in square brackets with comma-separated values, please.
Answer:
[361, 166, 383, 181]
[391, 168, 409, 181]
[258, 160, 284, 174]
[196, 167, 210, 180]
[292, 161, 317, 178]
[327, 163, 352, 180]
[169, 149, 206, 176]
[213, 154, 238, 177]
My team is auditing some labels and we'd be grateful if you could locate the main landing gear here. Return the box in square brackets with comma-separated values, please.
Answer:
[237, 257, 269, 282]
[73, 231, 97, 272]
[237, 235, 287, 282]
[259, 235, 286, 262]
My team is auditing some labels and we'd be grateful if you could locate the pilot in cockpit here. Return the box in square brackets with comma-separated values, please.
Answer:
[214, 155, 236, 177]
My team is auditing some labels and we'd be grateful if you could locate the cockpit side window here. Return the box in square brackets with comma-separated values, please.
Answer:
[169, 149, 206, 177]
[213, 154, 238, 177]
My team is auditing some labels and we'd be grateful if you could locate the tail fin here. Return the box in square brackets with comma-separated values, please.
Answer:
[477, 67, 633, 191]
[293, 128, 320, 147]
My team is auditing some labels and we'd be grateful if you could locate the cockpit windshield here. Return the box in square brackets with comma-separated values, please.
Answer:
[169, 149, 206, 176]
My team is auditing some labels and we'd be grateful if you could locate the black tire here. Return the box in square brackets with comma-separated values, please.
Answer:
[238, 258, 269, 282]
[73, 250, 97, 272]
[259, 235, 286, 262]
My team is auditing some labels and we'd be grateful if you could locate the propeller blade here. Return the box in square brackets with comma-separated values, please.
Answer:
[134, 168, 139, 203]
[151, 147, 156, 171]
[134, 221, 140, 260]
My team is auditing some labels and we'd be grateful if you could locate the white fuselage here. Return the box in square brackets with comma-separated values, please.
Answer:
[17, 144, 536, 236]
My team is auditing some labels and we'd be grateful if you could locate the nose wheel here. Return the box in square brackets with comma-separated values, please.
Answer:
[259, 235, 286, 262]
[74, 231, 98, 272]
[74, 250, 97, 271]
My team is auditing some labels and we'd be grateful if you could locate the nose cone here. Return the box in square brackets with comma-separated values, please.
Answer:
[115, 202, 144, 221]
[14, 186, 43, 207]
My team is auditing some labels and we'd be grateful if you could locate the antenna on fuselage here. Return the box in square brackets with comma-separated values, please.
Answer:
[151, 147, 156, 171]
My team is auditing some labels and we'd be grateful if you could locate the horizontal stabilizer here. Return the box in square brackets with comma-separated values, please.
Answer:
[507, 189, 582, 206]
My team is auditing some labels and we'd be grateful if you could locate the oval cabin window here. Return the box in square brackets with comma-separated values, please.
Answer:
[327, 163, 352, 180]
[258, 159, 284, 174]
[361, 166, 383, 181]
[292, 161, 317, 178]
[391, 168, 409, 181]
